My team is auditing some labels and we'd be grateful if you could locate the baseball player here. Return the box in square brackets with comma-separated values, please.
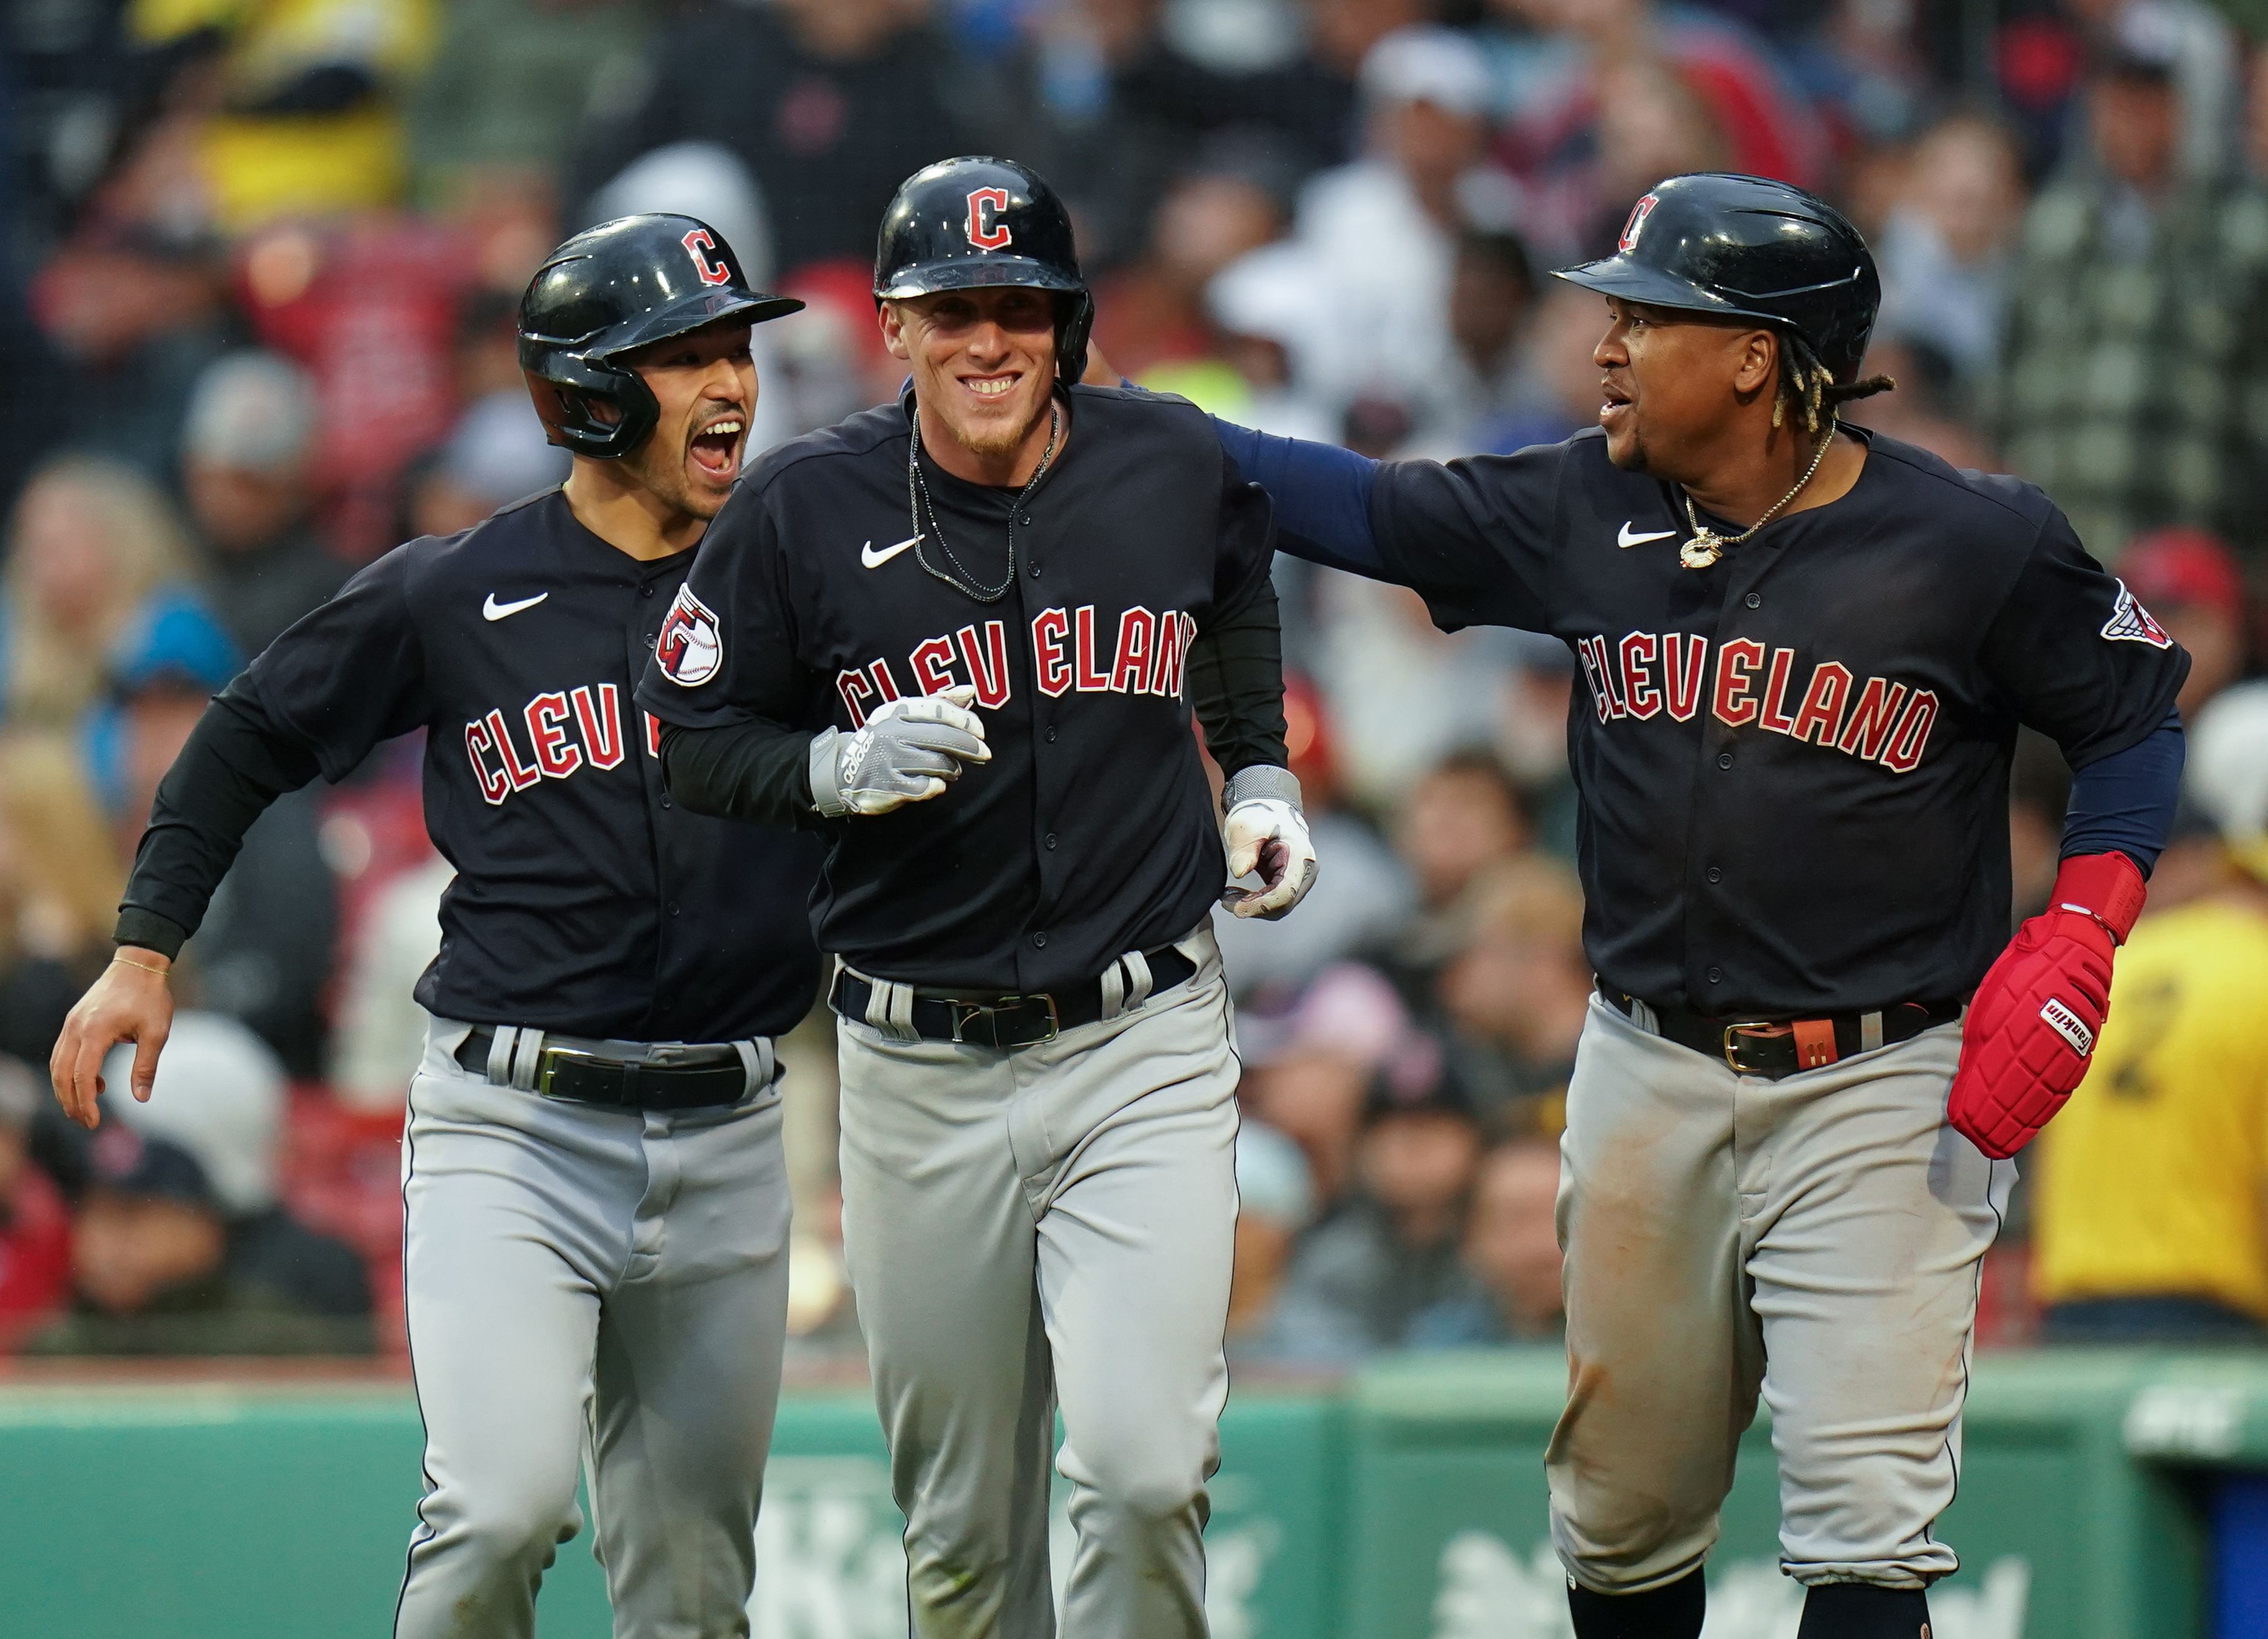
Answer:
[1208, 173, 2188, 1637]
[48, 215, 821, 1639]
[634, 156, 1317, 1639]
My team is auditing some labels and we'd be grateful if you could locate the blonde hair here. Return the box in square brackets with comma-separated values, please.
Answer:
[4, 455, 195, 727]
[0, 730, 123, 965]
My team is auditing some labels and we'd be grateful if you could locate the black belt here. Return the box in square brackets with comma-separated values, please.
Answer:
[1600, 986, 1961, 1078]
[455, 1027, 755, 1110]
[830, 946, 1198, 1050]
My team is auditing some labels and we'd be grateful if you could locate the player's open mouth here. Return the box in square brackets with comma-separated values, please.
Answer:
[1600, 380, 1633, 427]
[689, 414, 744, 479]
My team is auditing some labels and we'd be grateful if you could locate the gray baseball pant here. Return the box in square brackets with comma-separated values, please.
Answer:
[834, 925, 1239, 1639]
[394, 1019, 792, 1639]
[1549, 992, 2013, 1594]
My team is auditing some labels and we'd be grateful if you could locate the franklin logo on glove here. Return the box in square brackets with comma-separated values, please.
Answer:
[2038, 998, 2094, 1057]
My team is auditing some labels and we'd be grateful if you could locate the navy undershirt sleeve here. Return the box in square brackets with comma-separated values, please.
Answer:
[2061, 708, 2183, 876]
[1209, 416, 1384, 577]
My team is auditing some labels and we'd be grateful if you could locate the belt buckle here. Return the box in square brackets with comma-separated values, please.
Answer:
[951, 994, 1060, 1048]
[534, 1045, 608, 1099]
[1721, 1021, 1790, 1074]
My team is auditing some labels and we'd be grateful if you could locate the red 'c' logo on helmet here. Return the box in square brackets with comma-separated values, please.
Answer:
[1618, 194, 1659, 254]
[966, 188, 1013, 252]
[681, 228, 732, 287]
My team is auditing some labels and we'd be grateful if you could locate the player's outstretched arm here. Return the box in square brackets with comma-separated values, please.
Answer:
[1211, 417, 1386, 579]
[50, 679, 322, 1127]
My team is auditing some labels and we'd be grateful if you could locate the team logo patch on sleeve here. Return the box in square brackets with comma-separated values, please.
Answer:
[2100, 581, 2173, 648]
[655, 584, 724, 686]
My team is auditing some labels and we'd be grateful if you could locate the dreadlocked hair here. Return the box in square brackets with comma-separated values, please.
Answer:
[1771, 333, 1894, 437]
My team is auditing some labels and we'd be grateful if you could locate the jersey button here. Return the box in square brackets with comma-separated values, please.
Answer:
[642, 584, 655, 597]
[1018, 512, 1034, 527]
[1716, 751, 1734, 770]
[1706, 866, 1722, 883]
[660, 796, 673, 811]
[1745, 592, 1761, 609]
[1033, 931, 1048, 948]
[1045, 833, 1058, 850]
[1029, 562, 1042, 578]
[1046, 726, 1057, 743]
[1706, 966, 1723, 985]
[668, 902, 681, 917]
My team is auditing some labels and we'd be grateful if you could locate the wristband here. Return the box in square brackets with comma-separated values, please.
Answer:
[2050, 851, 2148, 945]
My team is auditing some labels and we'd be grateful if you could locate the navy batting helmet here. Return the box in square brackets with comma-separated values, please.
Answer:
[518, 213, 803, 460]
[1554, 174, 1881, 385]
[874, 156, 1094, 383]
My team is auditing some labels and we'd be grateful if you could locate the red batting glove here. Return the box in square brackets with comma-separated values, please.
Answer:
[1947, 852, 2148, 1159]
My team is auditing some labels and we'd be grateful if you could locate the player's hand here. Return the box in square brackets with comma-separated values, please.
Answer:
[810, 684, 992, 817]
[1947, 852, 2146, 1158]
[49, 949, 176, 1130]
[1218, 766, 1319, 921]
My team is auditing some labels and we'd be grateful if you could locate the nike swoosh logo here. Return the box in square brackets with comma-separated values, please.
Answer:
[1618, 523, 1676, 548]
[861, 534, 921, 569]
[483, 592, 549, 621]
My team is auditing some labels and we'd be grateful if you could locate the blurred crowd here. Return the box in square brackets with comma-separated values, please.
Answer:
[7, 0, 2268, 1362]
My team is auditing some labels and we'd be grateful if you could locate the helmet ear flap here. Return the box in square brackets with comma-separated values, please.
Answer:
[1056, 290, 1096, 385]
[519, 347, 660, 459]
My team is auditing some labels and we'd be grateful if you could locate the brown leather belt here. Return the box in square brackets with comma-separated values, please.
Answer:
[1600, 986, 1961, 1078]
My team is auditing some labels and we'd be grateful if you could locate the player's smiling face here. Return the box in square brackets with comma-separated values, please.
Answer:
[1593, 297, 1773, 476]
[617, 320, 756, 519]
[883, 286, 1059, 471]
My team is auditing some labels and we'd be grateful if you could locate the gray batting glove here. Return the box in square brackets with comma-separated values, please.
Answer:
[809, 685, 992, 817]
[1219, 765, 1319, 920]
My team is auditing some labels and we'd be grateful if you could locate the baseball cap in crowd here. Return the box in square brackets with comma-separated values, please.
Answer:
[439, 390, 572, 508]
[102, 1012, 287, 1217]
[2094, 2, 2184, 81]
[1364, 1061, 1477, 1124]
[2118, 527, 2245, 622]
[1234, 1120, 1318, 1231]
[1360, 26, 1494, 118]
[105, 593, 243, 700]
[2183, 680, 2268, 878]
[183, 351, 318, 476]
[84, 1124, 220, 1212]
[587, 141, 777, 290]
[1235, 963, 1442, 1099]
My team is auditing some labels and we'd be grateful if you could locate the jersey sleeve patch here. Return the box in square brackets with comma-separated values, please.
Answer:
[656, 583, 725, 686]
[2100, 581, 2174, 649]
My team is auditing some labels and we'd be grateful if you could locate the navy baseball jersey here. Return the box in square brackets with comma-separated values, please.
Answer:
[241, 489, 822, 1040]
[635, 383, 1276, 992]
[1356, 426, 2187, 1014]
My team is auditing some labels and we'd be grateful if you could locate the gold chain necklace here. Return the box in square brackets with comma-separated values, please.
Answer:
[1678, 431, 1835, 570]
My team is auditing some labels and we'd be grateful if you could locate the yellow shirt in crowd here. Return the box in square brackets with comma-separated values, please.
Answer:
[2031, 896, 2268, 1321]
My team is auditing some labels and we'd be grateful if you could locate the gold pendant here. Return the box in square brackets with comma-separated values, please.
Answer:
[1679, 532, 1723, 569]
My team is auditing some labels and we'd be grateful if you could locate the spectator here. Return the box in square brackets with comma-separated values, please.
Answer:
[25, 1124, 371, 1355]
[1392, 748, 1531, 955]
[181, 351, 349, 658]
[1092, 143, 1294, 380]
[1268, 1066, 1484, 1359]
[2116, 527, 2249, 721]
[0, 1055, 73, 1350]
[125, 0, 440, 230]
[1994, 8, 2268, 562]
[575, 0, 967, 275]
[0, 453, 201, 730]
[409, 0, 655, 197]
[99, 603, 339, 1079]
[1224, 1118, 1319, 1359]
[1235, 962, 1437, 1219]
[1403, 226, 1558, 456]
[104, 1011, 372, 1321]
[1290, 25, 1513, 414]
[1436, 855, 1590, 1130]
[326, 854, 452, 1112]
[1212, 673, 1415, 999]
[1409, 1134, 1565, 1346]
[1844, 335, 1998, 471]
[1873, 110, 2027, 383]
[2065, 0, 2242, 184]
[0, 733, 122, 1068]
[2029, 681, 2268, 1344]
[1201, 241, 1343, 443]
[400, 388, 573, 542]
